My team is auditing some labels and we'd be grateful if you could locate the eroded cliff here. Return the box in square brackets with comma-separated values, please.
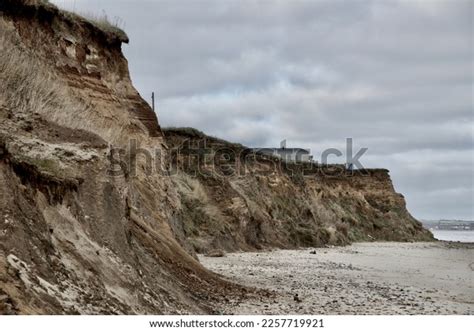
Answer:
[0, 0, 245, 314]
[164, 128, 433, 253]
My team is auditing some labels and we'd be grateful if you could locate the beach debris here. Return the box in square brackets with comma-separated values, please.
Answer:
[205, 250, 226, 258]
[293, 294, 302, 303]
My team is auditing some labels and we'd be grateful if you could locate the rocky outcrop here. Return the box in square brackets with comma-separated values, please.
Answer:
[164, 128, 434, 253]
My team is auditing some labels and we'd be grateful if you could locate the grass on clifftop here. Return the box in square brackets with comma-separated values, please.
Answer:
[69, 10, 127, 42]
[163, 127, 247, 151]
[0, 23, 86, 120]
[20, 0, 128, 42]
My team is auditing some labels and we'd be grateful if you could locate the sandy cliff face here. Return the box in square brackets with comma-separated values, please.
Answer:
[0, 0, 242, 314]
[1, 0, 159, 141]
[164, 128, 433, 253]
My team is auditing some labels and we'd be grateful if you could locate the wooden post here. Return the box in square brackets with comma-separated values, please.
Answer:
[151, 92, 155, 112]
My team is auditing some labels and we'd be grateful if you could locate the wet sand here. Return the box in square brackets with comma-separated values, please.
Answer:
[200, 242, 474, 314]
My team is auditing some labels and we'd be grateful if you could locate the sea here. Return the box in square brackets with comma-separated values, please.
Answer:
[429, 229, 474, 243]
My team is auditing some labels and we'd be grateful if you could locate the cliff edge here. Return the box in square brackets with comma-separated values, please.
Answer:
[164, 128, 433, 253]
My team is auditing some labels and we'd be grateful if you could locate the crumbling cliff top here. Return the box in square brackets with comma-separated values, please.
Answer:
[0, 0, 129, 45]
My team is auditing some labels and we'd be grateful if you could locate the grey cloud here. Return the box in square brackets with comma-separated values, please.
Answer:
[52, 0, 473, 220]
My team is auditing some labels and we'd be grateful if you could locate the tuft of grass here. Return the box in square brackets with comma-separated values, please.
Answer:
[27, 158, 61, 176]
[17, 0, 128, 43]
[81, 10, 126, 32]
[163, 127, 247, 150]
[69, 10, 128, 42]
[163, 127, 208, 139]
[0, 24, 87, 121]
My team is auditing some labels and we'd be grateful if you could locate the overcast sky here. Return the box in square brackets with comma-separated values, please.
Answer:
[52, 0, 473, 220]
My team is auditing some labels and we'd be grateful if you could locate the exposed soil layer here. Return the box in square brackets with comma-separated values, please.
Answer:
[0, 0, 246, 314]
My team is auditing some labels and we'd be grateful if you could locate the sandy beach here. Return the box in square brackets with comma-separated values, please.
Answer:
[200, 242, 474, 314]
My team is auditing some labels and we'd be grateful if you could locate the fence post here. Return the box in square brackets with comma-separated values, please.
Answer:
[151, 92, 155, 112]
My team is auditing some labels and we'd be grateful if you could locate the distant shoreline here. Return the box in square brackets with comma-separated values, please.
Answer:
[429, 229, 474, 243]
